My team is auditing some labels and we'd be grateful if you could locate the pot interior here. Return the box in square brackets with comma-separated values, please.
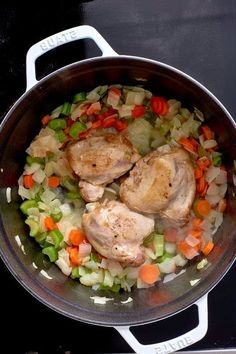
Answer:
[0, 56, 236, 326]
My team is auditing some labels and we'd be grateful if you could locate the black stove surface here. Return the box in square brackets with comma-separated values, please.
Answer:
[0, 1, 236, 353]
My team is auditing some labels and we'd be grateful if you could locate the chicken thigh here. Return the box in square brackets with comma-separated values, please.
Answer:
[120, 147, 196, 225]
[82, 200, 154, 266]
[67, 134, 140, 201]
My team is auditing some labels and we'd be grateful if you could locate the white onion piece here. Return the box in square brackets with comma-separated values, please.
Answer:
[219, 183, 227, 198]
[158, 258, 176, 274]
[24, 163, 41, 175]
[41, 189, 57, 203]
[205, 194, 221, 206]
[165, 242, 177, 254]
[107, 260, 123, 276]
[203, 139, 217, 149]
[125, 266, 140, 279]
[55, 258, 72, 276]
[33, 168, 46, 184]
[18, 185, 31, 200]
[79, 243, 92, 259]
[215, 170, 227, 184]
[173, 254, 188, 267]
[59, 203, 72, 216]
[205, 166, 220, 183]
[207, 182, 220, 196]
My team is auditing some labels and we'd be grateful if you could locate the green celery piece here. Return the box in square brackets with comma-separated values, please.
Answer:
[61, 102, 72, 116]
[153, 234, 164, 257]
[71, 267, 81, 279]
[79, 114, 88, 124]
[42, 246, 58, 262]
[51, 211, 63, 222]
[99, 283, 121, 293]
[143, 232, 155, 246]
[160, 123, 171, 136]
[49, 230, 63, 249]
[98, 85, 108, 98]
[35, 232, 48, 245]
[62, 176, 78, 192]
[213, 155, 222, 167]
[90, 252, 101, 263]
[48, 118, 67, 131]
[25, 218, 40, 237]
[26, 156, 45, 166]
[144, 111, 157, 126]
[66, 191, 81, 200]
[72, 92, 86, 103]
[69, 122, 87, 139]
[55, 130, 67, 143]
[158, 252, 174, 263]
[20, 200, 38, 215]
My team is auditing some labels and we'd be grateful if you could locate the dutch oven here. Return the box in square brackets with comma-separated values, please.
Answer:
[0, 25, 236, 354]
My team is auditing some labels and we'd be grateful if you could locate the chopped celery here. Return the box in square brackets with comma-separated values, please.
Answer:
[90, 252, 101, 263]
[62, 176, 78, 192]
[35, 232, 48, 245]
[158, 252, 174, 263]
[55, 130, 67, 143]
[191, 120, 201, 138]
[98, 85, 108, 98]
[71, 267, 81, 279]
[49, 230, 63, 249]
[144, 111, 157, 126]
[61, 102, 72, 116]
[103, 270, 114, 287]
[153, 234, 164, 257]
[213, 155, 222, 167]
[20, 200, 38, 215]
[26, 156, 45, 166]
[160, 122, 171, 136]
[69, 122, 87, 139]
[79, 114, 88, 124]
[143, 232, 155, 246]
[72, 92, 86, 103]
[99, 283, 121, 292]
[48, 118, 66, 131]
[42, 246, 58, 262]
[66, 191, 81, 200]
[25, 218, 40, 237]
[127, 118, 152, 155]
[51, 211, 62, 222]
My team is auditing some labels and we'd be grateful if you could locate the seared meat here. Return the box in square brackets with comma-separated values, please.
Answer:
[82, 200, 154, 266]
[67, 134, 140, 186]
[79, 181, 105, 202]
[119, 147, 196, 225]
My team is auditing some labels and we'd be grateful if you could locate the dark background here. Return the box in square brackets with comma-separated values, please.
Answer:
[0, 1, 236, 353]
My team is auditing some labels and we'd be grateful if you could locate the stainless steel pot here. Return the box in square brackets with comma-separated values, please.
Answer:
[0, 25, 236, 354]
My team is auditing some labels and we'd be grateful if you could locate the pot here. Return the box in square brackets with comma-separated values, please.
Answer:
[0, 25, 236, 354]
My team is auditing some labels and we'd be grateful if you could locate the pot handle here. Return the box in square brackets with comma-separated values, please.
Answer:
[115, 294, 208, 354]
[26, 25, 118, 91]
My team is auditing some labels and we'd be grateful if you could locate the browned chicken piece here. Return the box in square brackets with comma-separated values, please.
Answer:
[67, 134, 140, 185]
[119, 147, 196, 225]
[79, 181, 105, 202]
[82, 200, 154, 266]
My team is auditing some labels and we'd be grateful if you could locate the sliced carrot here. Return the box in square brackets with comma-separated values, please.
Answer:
[164, 227, 177, 242]
[188, 229, 202, 239]
[218, 198, 227, 213]
[202, 241, 214, 256]
[87, 101, 101, 115]
[48, 176, 60, 188]
[201, 125, 213, 140]
[197, 157, 211, 171]
[195, 167, 203, 179]
[194, 199, 211, 217]
[197, 176, 208, 194]
[23, 174, 35, 189]
[67, 246, 80, 266]
[192, 217, 203, 230]
[200, 183, 208, 197]
[179, 137, 197, 153]
[41, 114, 50, 126]
[69, 229, 86, 246]
[91, 120, 102, 129]
[139, 264, 160, 285]
[44, 216, 58, 231]
[178, 240, 199, 260]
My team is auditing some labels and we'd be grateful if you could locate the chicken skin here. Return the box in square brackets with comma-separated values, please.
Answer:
[82, 200, 154, 266]
[119, 147, 196, 225]
[67, 134, 140, 201]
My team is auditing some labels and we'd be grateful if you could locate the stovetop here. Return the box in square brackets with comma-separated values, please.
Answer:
[0, 1, 236, 353]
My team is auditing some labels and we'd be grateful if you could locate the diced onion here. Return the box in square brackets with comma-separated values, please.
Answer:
[78, 243, 92, 259]
[207, 182, 220, 196]
[215, 170, 227, 185]
[203, 139, 217, 149]
[205, 166, 220, 183]
[107, 260, 123, 277]
[219, 183, 227, 198]
[41, 189, 57, 203]
[33, 168, 46, 184]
